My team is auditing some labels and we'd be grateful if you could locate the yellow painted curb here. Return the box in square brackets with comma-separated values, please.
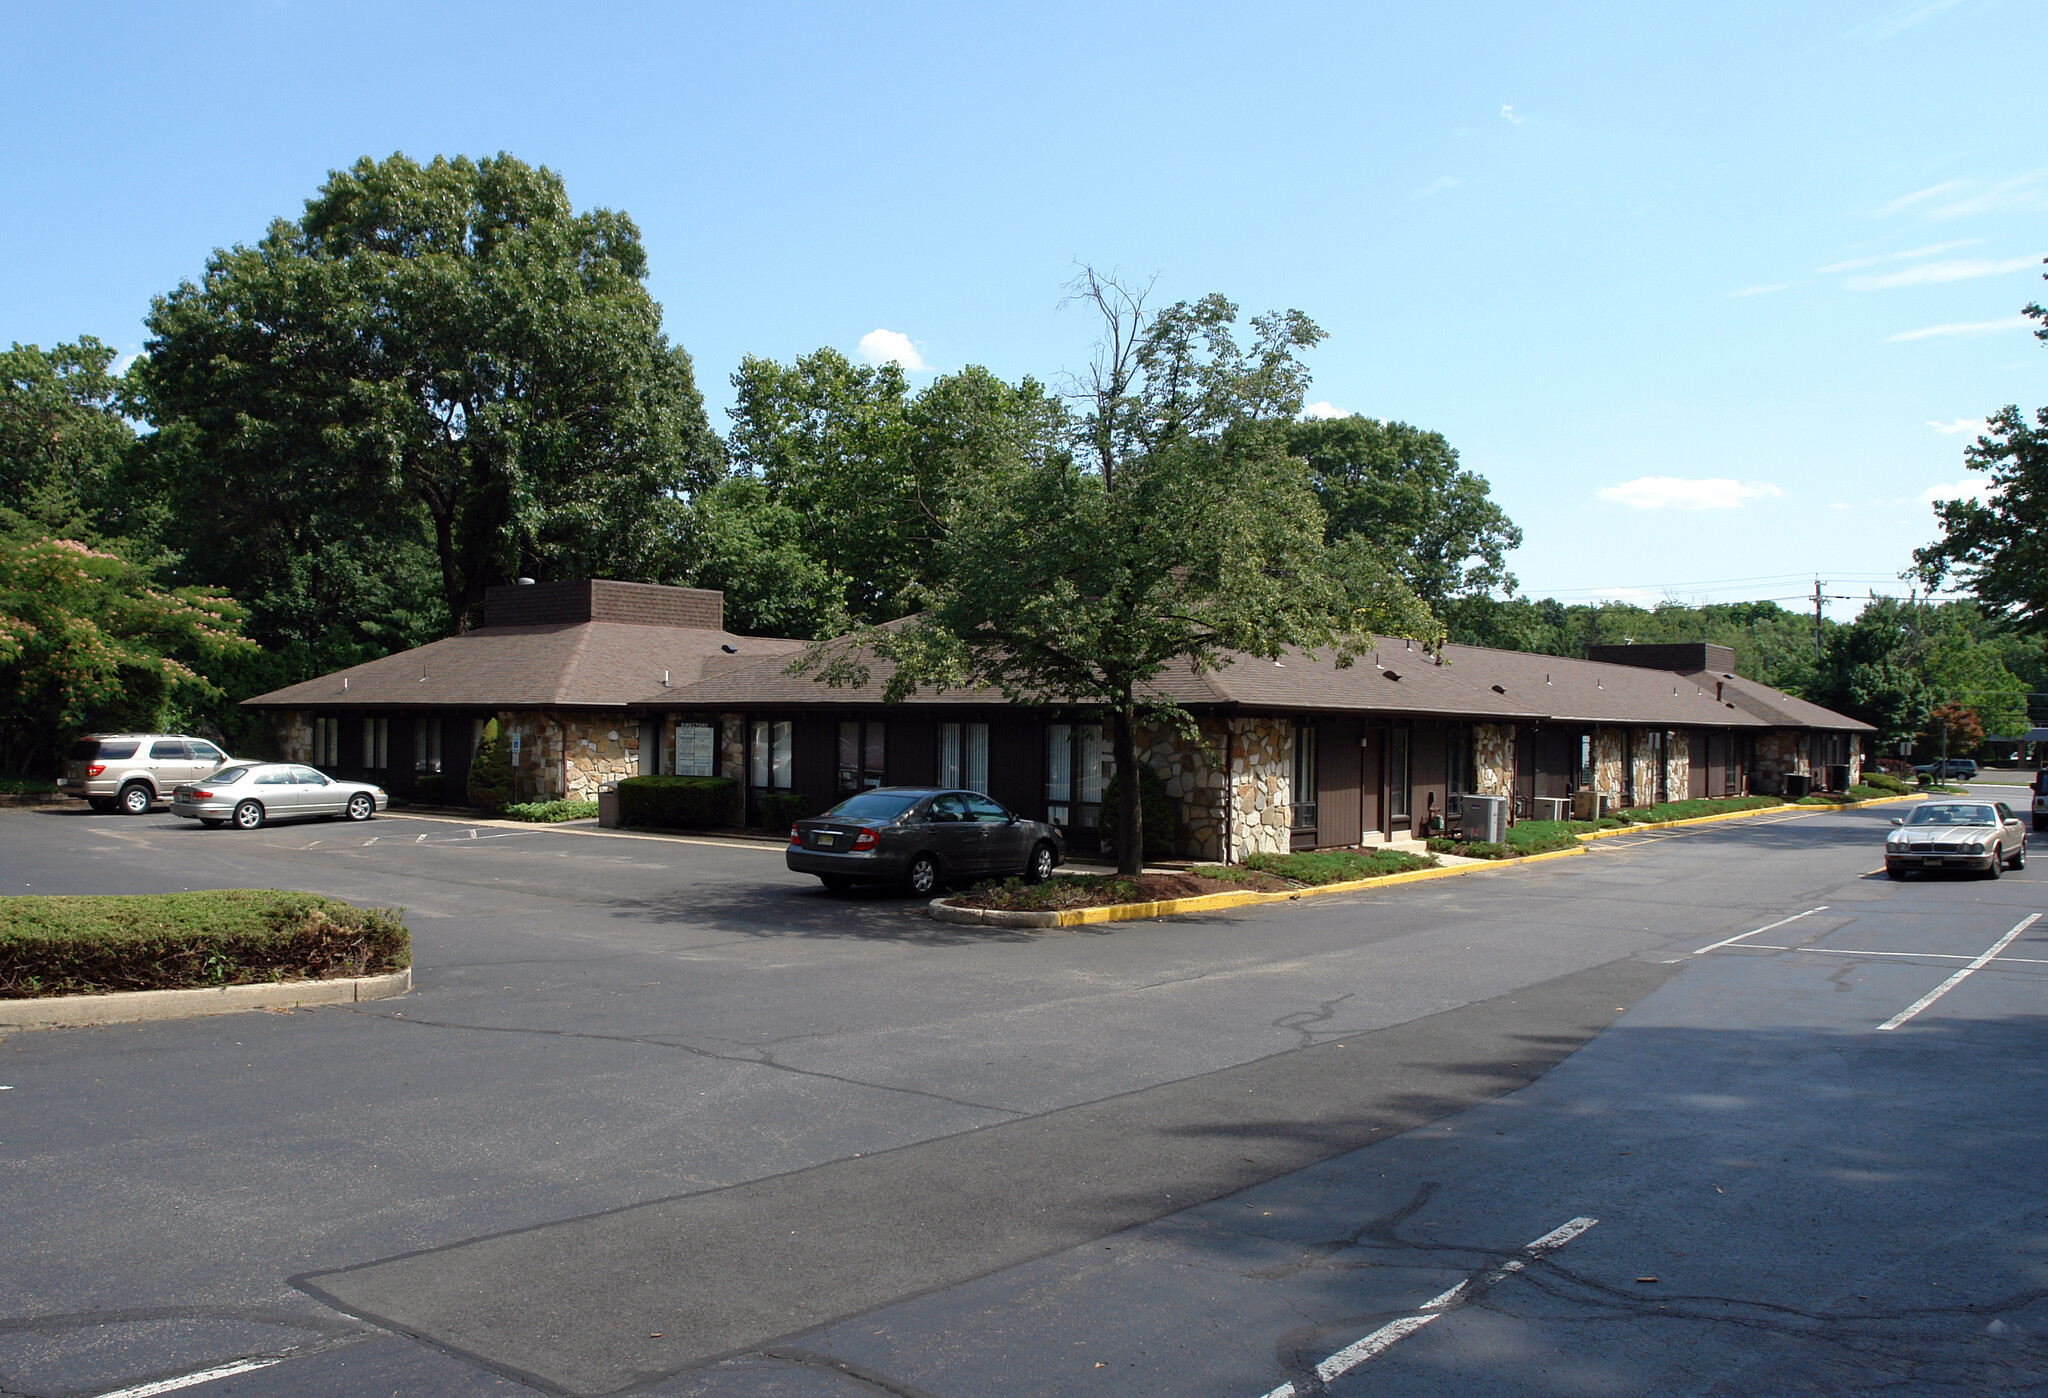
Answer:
[1573, 791, 1921, 843]
[1047, 843, 1589, 927]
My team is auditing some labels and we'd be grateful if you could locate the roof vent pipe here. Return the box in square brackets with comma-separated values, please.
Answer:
[342, 676, 348, 690]
[1716, 681, 1724, 702]
[661, 670, 670, 687]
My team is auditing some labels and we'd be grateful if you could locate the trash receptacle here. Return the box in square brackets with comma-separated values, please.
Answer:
[598, 785, 621, 828]
[1462, 794, 1508, 843]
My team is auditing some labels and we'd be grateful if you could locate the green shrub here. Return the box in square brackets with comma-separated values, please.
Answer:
[0, 776, 58, 795]
[0, 890, 410, 998]
[501, 799, 599, 823]
[1100, 763, 1176, 860]
[1505, 820, 1582, 856]
[1859, 772, 1911, 794]
[757, 791, 811, 829]
[412, 772, 444, 804]
[1428, 836, 1513, 859]
[467, 717, 512, 812]
[1242, 847, 1433, 883]
[616, 774, 736, 828]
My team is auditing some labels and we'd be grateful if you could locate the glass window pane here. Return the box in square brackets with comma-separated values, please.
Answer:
[939, 723, 961, 788]
[751, 721, 770, 788]
[966, 723, 989, 794]
[838, 721, 859, 791]
[863, 722, 884, 780]
[150, 740, 188, 760]
[1046, 724, 1072, 802]
[772, 721, 794, 789]
[966, 794, 1007, 822]
[1390, 729, 1410, 819]
[1079, 726, 1105, 804]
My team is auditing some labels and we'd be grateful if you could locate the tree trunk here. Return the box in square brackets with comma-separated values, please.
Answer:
[1112, 692, 1142, 876]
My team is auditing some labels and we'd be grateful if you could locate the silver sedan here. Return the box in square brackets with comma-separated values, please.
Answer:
[1885, 799, 2027, 879]
[170, 763, 388, 830]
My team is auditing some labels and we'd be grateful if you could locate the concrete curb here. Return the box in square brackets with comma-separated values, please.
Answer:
[0, 968, 411, 1031]
[1574, 791, 1919, 841]
[928, 844, 1589, 928]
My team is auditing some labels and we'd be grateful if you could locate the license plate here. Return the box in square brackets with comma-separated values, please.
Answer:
[815, 833, 834, 847]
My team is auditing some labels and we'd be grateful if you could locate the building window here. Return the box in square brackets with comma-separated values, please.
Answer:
[313, 716, 340, 767]
[361, 716, 389, 770]
[836, 720, 884, 792]
[414, 720, 442, 773]
[1725, 736, 1739, 794]
[675, 722, 716, 777]
[1447, 725, 1473, 796]
[1620, 731, 1636, 807]
[1575, 733, 1593, 792]
[1389, 727, 1410, 822]
[939, 722, 990, 793]
[1046, 723, 1109, 829]
[750, 720, 793, 790]
[1291, 725, 1318, 831]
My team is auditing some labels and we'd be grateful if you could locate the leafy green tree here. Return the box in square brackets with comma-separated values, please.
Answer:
[0, 337, 149, 540]
[0, 511, 252, 775]
[1913, 282, 2048, 631]
[1922, 700, 1984, 757]
[672, 474, 848, 638]
[1289, 416, 1521, 607]
[803, 273, 1439, 874]
[722, 353, 1066, 627]
[466, 716, 512, 811]
[1809, 597, 1932, 750]
[135, 151, 722, 640]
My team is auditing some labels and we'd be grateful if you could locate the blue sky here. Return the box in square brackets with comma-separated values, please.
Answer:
[5, 0, 2043, 619]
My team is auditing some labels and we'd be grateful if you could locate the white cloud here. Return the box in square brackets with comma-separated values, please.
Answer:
[1728, 283, 1792, 297]
[1927, 417, 1984, 435]
[1816, 239, 1979, 272]
[1919, 479, 1996, 505]
[1595, 477, 1784, 511]
[1414, 175, 1462, 197]
[856, 328, 928, 371]
[1847, 254, 2041, 290]
[1302, 402, 1351, 420]
[1827, 502, 1854, 511]
[1881, 172, 2048, 220]
[1883, 315, 2033, 342]
[1866, 0, 1965, 40]
[1500, 104, 1523, 125]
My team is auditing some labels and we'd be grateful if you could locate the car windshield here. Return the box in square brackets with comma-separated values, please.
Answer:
[204, 766, 254, 785]
[1905, 804, 1997, 826]
[823, 792, 920, 822]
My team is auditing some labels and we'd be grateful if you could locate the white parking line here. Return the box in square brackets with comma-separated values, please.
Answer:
[1879, 913, 2043, 1031]
[1739, 944, 2048, 968]
[1255, 1216, 1597, 1397]
[1691, 906, 1829, 956]
[93, 1357, 282, 1397]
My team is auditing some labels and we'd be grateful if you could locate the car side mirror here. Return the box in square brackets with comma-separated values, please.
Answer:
[1890, 818, 1903, 826]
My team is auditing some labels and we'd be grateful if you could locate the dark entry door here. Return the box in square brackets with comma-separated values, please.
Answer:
[1361, 728, 1386, 836]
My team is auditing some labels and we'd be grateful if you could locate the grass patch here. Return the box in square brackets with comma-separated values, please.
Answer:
[500, 799, 599, 823]
[0, 777, 58, 795]
[0, 890, 409, 999]
[1241, 848, 1435, 883]
[1607, 795, 1785, 824]
[1504, 820, 1584, 855]
[1427, 837, 1514, 859]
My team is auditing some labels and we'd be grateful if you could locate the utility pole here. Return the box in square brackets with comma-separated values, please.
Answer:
[1812, 577, 1825, 663]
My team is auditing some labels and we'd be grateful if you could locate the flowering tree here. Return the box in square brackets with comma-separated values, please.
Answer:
[0, 517, 251, 775]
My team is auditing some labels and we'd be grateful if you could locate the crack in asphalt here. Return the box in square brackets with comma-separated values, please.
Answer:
[344, 1008, 1027, 1118]
[752, 1346, 953, 1398]
[1271, 993, 1357, 1051]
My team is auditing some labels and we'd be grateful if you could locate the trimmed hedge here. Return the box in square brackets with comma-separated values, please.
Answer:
[757, 791, 812, 828]
[1242, 848, 1434, 883]
[0, 890, 410, 998]
[616, 774, 736, 828]
[501, 799, 599, 823]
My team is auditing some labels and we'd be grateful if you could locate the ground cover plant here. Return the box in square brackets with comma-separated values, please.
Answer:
[0, 890, 409, 998]
[1426, 836, 1514, 859]
[1239, 848, 1435, 883]
[952, 869, 1294, 912]
[500, 799, 598, 823]
[0, 776, 57, 794]
[1606, 794, 1785, 824]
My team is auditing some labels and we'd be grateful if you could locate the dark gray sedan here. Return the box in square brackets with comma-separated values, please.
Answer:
[786, 787, 1066, 895]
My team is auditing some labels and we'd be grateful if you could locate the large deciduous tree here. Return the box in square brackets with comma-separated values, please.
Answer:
[1288, 415, 1521, 607]
[0, 337, 145, 539]
[803, 273, 1439, 874]
[1913, 273, 2048, 632]
[135, 152, 722, 641]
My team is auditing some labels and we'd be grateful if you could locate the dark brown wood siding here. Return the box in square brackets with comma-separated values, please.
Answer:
[1689, 730, 1708, 799]
[792, 715, 837, 816]
[890, 715, 937, 788]
[987, 714, 1042, 818]
[1412, 721, 1449, 836]
[1317, 717, 1363, 846]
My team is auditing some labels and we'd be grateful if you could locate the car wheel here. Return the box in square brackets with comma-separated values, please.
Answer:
[345, 793, 375, 822]
[2010, 840, 2026, 871]
[1985, 845, 2002, 879]
[820, 875, 854, 893]
[118, 782, 153, 815]
[1024, 841, 1056, 884]
[200, 818, 225, 829]
[87, 796, 116, 813]
[2035, 817, 2046, 833]
[903, 853, 939, 897]
[232, 800, 265, 831]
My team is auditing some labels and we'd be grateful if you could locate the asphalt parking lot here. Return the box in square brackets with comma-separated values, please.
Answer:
[3, 795, 2044, 1397]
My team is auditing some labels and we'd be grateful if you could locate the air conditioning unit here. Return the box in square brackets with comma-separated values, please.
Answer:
[1461, 794, 1508, 843]
[1445, 793, 1463, 820]
[1533, 796, 1570, 822]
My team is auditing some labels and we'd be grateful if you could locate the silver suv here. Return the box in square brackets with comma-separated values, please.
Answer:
[58, 734, 235, 814]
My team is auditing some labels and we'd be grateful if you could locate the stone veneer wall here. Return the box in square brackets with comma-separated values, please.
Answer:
[1229, 716, 1294, 859]
[1664, 732, 1690, 802]
[1754, 729, 1810, 794]
[1849, 738, 1863, 786]
[1474, 723, 1515, 797]
[495, 710, 645, 802]
[1630, 734, 1659, 807]
[275, 712, 313, 765]
[1135, 718, 1227, 861]
[1130, 714, 1292, 861]
[1594, 728, 1626, 803]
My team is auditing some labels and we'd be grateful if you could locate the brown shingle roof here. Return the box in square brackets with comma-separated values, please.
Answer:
[243, 623, 803, 711]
